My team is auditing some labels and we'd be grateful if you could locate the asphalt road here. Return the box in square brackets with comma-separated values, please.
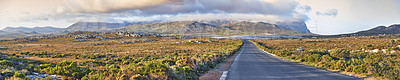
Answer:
[225, 40, 360, 80]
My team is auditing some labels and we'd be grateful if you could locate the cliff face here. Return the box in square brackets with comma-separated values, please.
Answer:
[275, 21, 311, 33]
[221, 21, 298, 35]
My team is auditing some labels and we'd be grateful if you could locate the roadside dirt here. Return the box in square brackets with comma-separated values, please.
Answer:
[199, 46, 242, 80]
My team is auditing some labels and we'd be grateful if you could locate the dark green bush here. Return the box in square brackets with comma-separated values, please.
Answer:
[13, 72, 26, 78]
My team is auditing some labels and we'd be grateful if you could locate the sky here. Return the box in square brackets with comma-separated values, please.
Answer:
[0, 0, 399, 35]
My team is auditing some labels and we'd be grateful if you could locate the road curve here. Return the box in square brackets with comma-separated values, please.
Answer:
[225, 40, 360, 80]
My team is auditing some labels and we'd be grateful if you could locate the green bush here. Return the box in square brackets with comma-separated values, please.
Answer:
[14, 72, 26, 78]
[334, 60, 346, 70]
[278, 49, 293, 57]
[321, 55, 333, 62]
[39, 64, 52, 68]
[307, 54, 321, 63]
[42, 61, 90, 79]
[353, 64, 368, 74]
[0, 60, 13, 66]
[308, 49, 329, 55]
[136, 62, 168, 76]
[330, 49, 350, 59]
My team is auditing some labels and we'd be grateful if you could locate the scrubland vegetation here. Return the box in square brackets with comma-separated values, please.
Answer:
[0, 32, 243, 80]
[252, 36, 400, 80]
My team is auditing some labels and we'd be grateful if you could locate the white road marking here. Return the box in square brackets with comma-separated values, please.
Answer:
[219, 71, 229, 80]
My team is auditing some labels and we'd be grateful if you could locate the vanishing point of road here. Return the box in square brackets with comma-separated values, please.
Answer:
[225, 40, 360, 80]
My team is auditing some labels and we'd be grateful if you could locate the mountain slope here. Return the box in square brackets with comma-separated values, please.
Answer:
[121, 21, 237, 35]
[0, 30, 8, 35]
[120, 21, 310, 36]
[62, 22, 135, 33]
[352, 24, 400, 36]
[308, 24, 400, 38]
[0, 31, 39, 40]
[1, 26, 63, 34]
[221, 21, 299, 35]
[276, 21, 311, 33]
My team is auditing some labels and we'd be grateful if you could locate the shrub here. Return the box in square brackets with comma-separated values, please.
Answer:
[14, 72, 26, 78]
[366, 44, 373, 47]
[321, 55, 333, 62]
[330, 49, 350, 59]
[278, 49, 293, 57]
[308, 49, 329, 55]
[307, 54, 321, 63]
[0, 60, 13, 66]
[334, 60, 346, 70]
[345, 66, 353, 72]
[136, 62, 168, 79]
[39, 64, 52, 68]
[352, 64, 367, 74]
[42, 61, 90, 79]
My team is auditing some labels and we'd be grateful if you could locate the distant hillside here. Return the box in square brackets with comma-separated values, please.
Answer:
[0, 31, 39, 40]
[61, 22, 141, 33]
[1, 26, 63, 34]
[119, 21, 310, 36]
[276, 22, 311, 33]
[201, 20, 311, 33]
[351, 24, 400, 36]
[221, 21, 299, 35]
[120, 21, 237, 35]
[0, 27, 54, 40]
[306, 24, 400, 38]
[0, 30, 8, 35]
[200, 20, 237, 26]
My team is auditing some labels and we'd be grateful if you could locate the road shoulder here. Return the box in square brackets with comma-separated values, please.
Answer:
[199, 41, 245, 80]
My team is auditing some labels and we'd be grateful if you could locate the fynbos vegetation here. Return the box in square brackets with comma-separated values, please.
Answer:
[0, 32, 243, 79]
[252, 36, 400, 79]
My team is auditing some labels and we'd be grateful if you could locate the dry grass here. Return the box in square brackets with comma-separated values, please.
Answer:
[253, 36, 400, 80]
[0, 32, 243, 79]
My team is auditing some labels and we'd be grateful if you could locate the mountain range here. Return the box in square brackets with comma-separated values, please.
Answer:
[119, 21, 311, 35]
[120, 21, 233, 35]
[4, 20, 400, 39]
[0, 26, 62, 39]
[0, 30, 39, 40]
[350, 24, 400, 36]
[222, 21, 300, 35]
[60, 22, 134, 33]
[0, 21, 313, 39]
[1, 26, 64, 34]
[305, 24, 400, 38]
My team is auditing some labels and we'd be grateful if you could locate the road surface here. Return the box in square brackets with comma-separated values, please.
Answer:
[225, 40, 360, 80]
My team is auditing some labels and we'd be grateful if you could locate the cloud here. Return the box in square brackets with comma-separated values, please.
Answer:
[59, 0, 300, 16]
[61, 0, 177, 13]
[1, 0, 312, 26]
[110, 13, 305, 23]
[59, 0, 309, 22]
[316, 9, 338, 16]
